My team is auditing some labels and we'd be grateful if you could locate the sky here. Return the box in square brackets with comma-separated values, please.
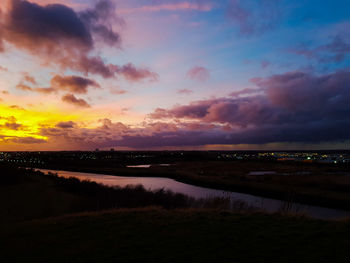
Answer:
[0, 0, 350, 151]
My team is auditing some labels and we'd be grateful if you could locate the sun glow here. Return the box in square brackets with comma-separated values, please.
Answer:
[0, 104, 80, 142]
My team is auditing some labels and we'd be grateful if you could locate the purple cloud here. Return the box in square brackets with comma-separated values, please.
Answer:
[114, 63, 159, 82]
[51, 75, 100, 94]
[146, 69, 350, 146]
[61, 93, 90, 108]
[0, 1, 157, 81]
[56, 121, 76, 129]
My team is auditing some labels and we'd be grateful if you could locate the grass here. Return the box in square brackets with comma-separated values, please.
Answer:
[1, 208, 350, 263]
[2, 163, 350, 262]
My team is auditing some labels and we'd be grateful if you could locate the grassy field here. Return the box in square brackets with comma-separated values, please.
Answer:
[1, 163, 350, 262]
[1, 208, 350, 263]
[36, 160, 350, 210]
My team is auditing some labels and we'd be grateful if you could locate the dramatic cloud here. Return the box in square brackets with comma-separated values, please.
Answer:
[61, 93, 90, 108]
[186, 66, 210, 82]
[0, 0, 157, 80]
[51, 75, 99, 94]
[79, 0, 123, 46]
[40, 118, 130, 147]
[1, 0, 93, 55]
[148, 69, 350, 145]
[32, 66, 350, 149]
[227, 0, 282, 36]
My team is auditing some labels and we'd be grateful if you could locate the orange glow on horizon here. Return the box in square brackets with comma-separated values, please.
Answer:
[0, 103, 80, 142]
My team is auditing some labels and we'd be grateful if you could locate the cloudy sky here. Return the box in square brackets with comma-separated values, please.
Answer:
[0, 0, 350, 150]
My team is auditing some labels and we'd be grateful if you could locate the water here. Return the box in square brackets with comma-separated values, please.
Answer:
[126, 165, 152, 168]
[248, 171, 276, 175]
[38, 169, 350, 220]
[126, 164, 171, 168]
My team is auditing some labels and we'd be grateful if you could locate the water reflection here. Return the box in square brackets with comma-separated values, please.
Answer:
[38, 169, 350, 220]
[126, 165, 152, 168]
[126, 164, 171, 168]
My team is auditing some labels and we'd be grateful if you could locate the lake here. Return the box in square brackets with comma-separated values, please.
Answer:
[38, 169, 350, 220]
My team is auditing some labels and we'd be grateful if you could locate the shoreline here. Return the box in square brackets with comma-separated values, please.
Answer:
[32, 165, 350, 212]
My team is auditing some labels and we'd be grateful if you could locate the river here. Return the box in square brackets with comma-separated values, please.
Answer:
[38, 169, 350, 220]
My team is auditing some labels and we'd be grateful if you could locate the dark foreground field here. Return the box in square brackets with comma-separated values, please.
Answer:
[1, 163, 350, 263]
[1, 209, 350, 263]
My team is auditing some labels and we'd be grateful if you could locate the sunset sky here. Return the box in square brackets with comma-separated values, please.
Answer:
[0, 0, 350, 150]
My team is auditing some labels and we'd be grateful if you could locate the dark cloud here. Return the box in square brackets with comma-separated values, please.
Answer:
[0, 116, 25, 131]
[0, 116, 23, 130]
[39, 118, 130, 147]
[148, 69, 350, 144]
[79, 0, 123, 47]
[2, 0, 93, 52]
[227, 0, 282, 36]
[56, 121, 76, 129]
[0, 1, 157, 81]
[16, 74, 99, 95]
[4, 121, 23, 130]
[186, 66, 210, 82]
[61, 93, 90, 108]
[0, 0, 98, 75]
[51, 75, 99, 94]
[150, 101, 211, 119]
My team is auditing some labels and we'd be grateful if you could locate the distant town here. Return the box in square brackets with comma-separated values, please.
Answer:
[1, 150, 350, 166]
